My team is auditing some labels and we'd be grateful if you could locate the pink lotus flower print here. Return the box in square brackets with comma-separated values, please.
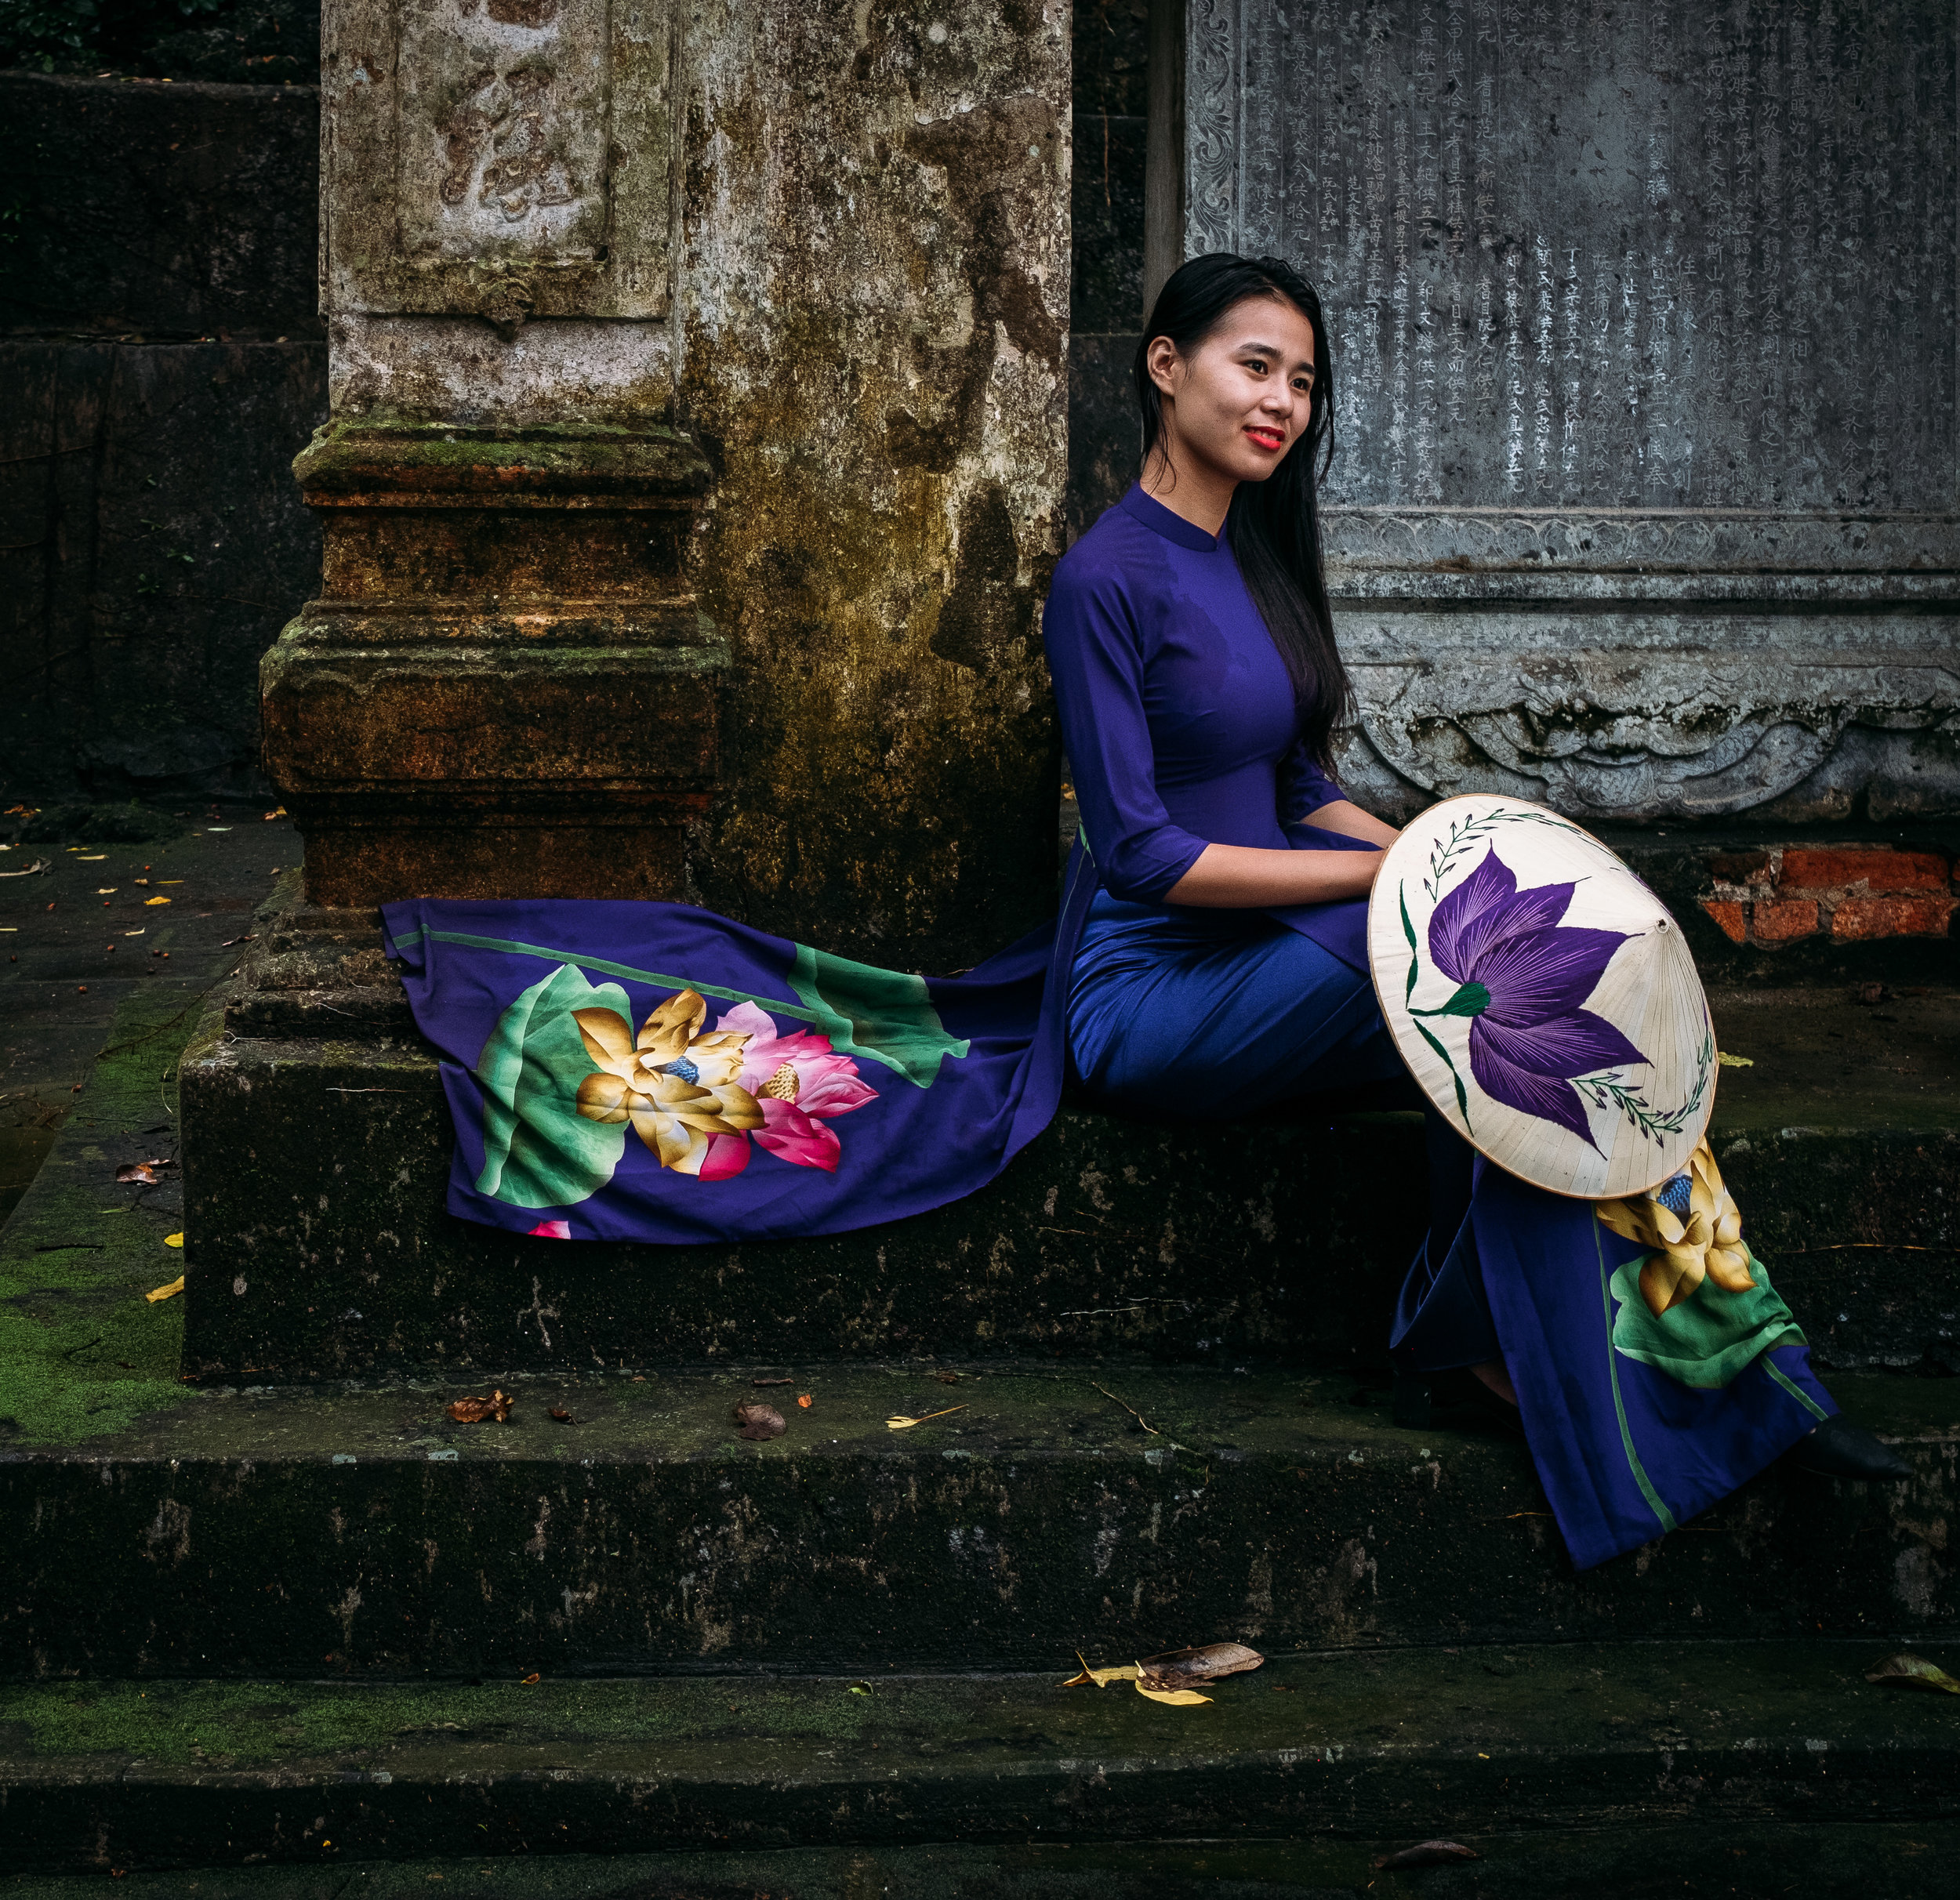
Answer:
[695, 1001, 879, 1179]
[1417, 847, 1650, 1148]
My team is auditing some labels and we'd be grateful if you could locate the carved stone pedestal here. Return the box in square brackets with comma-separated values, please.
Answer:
[261, 421, 724, 904]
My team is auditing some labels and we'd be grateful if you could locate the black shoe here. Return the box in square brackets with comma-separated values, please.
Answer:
[1784, 1416, 1912, 1481]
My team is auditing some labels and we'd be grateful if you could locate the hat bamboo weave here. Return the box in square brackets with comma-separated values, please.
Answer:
[1367, 795, 1716, 1201]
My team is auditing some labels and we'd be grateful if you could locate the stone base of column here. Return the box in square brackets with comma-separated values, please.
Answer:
[261, 421, 725, 906]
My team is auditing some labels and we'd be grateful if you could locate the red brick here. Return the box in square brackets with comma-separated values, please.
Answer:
[1752, 899, 1820, 941]
[1779, 847, 1951, 895]
[1831, 894, 1958, 941]
[1700, 899, 1748, 942]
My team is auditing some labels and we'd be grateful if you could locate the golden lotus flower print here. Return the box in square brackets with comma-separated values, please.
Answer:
[1596, 1138, 1752, 1317]
[572, 988, 764, 1177]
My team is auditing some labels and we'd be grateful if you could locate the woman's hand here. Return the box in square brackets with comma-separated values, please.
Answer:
[1164, 837, 1385, 908]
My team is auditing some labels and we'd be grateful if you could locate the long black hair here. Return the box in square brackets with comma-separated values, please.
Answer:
[1134, 252, 1352, 769]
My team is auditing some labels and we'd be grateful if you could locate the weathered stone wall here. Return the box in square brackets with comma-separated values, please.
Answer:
[1186, 0, 1960, 825]
[0, 73, 326, 800]
[676, 3, 1072, 965]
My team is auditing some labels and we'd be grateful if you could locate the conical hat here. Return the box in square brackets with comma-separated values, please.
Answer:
[1367, 796, 1715, 1200]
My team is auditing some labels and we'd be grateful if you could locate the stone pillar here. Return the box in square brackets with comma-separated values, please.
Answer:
[1182, 0, 1960, 827]
[265, 0, 1070, 963]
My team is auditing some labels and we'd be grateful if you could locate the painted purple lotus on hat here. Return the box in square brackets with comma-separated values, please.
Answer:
[1409, 847, 1649, 1148]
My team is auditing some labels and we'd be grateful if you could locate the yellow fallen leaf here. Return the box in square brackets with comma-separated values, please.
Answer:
[1717, 1051, 1754, 1068]
[1061, 1651, 1139, 1688]
[885, 1404, 967, 1430]
[77, 854, 106, 861]
[146, 1275, 184, 1303]
[164, 1232, 184, 1248]
[96, 887, 117, 894]
[145, 896, 171, 906]
[1134, 1668, 1211, 1706]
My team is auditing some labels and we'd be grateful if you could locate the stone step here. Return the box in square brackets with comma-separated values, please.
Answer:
[13, 1826, 1960, 1900]
[177, 974, 1960, 1380]
[2, 1641, 1956, 1880]
[1, 1365, 1951, 1682]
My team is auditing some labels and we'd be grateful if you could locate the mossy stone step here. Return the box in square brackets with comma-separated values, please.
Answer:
[0, 1366, 1951, 1681]
[176, 975, 1960, 1380]
[2, 1641, 1956, 1877]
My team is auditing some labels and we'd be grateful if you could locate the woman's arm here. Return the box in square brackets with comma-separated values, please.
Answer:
[1164, 837, 1384, 908]
[1294, 798, 1402, 848]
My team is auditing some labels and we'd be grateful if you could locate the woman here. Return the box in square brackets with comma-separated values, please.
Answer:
[1041, 252, 1907, 1568]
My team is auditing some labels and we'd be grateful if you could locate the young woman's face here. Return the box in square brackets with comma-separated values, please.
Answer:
[1147, 293, 1318, 486]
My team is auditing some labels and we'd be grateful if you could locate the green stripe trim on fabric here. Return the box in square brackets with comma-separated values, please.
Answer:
[419, 930, 822, 1023]
[1763, 1354, 1832, 1423]
[1596, 1219, 1679, 1536]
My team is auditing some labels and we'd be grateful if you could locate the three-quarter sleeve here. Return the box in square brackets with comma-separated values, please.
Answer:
[1042, 564, 1210, 902]
[1277, 735, 1345, 823]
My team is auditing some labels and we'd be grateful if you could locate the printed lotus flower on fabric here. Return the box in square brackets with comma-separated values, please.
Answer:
[572, 988, 764, 1179]
[700, 1000, 879, 1176]
[1421, 847, 1650, 1148]
[1597, 1138, 1753, 1317]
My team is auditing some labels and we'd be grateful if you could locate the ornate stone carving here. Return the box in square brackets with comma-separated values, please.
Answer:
[325, 0, 672, 321]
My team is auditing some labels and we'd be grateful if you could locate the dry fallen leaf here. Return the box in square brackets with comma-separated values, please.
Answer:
[144, 895, 170, 907]
[936, 1372, 960, 1383]
[0, 858, 50, 878]
[1133, 1670, 1211, 1706]
[1866, 1652, 1960, 1696]
[521, 1672, 540, 1684]
[1716, 1051, 1754, 1068]
[1061, 1651, 1141, 1688]
[115, 1163, 160, 1186]
[1138, 1641, 1265, 1688]
[751, 1376, 793, 1387]
[797, 1394, 813, 1409]
[886, 1404, 967, 1430]
[448, 1388, 514, 1423]
[547, 1406, 578, 1426]
[145, 1276, 184, 1304]
[734, 1400, 786, 1441]
[1374, 1843, 1480, 1871]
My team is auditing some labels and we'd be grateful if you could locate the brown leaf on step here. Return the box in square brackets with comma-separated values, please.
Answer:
[447, 1388, 514, 1423]
[1137, 1641, 1265, 1688]
[1865, 1652, 1960, 1696]
[937, 1372, 960, 1383]
[1133, 1670, 1210, 1706]
[797, 1394, 813, 1409]
[734, 1401, 786, 1441]
[1374, 1843, 1480, 1871]
[1854, 981, 1890, 1006]
[750, 1376, 793, 1387]
[547, 1406, 578, 1425]
[115, 1162, 160, 1185]
[521, 1673, 540, 1684]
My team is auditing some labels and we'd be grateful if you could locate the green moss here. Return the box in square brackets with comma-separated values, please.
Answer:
[0, 989, 201, 1446]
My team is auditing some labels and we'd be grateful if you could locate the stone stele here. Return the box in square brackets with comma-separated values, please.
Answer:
[1186, 0, 1960, 824]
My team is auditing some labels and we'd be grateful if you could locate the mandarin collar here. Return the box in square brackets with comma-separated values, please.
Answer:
[1120, 483, 1225, 553]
